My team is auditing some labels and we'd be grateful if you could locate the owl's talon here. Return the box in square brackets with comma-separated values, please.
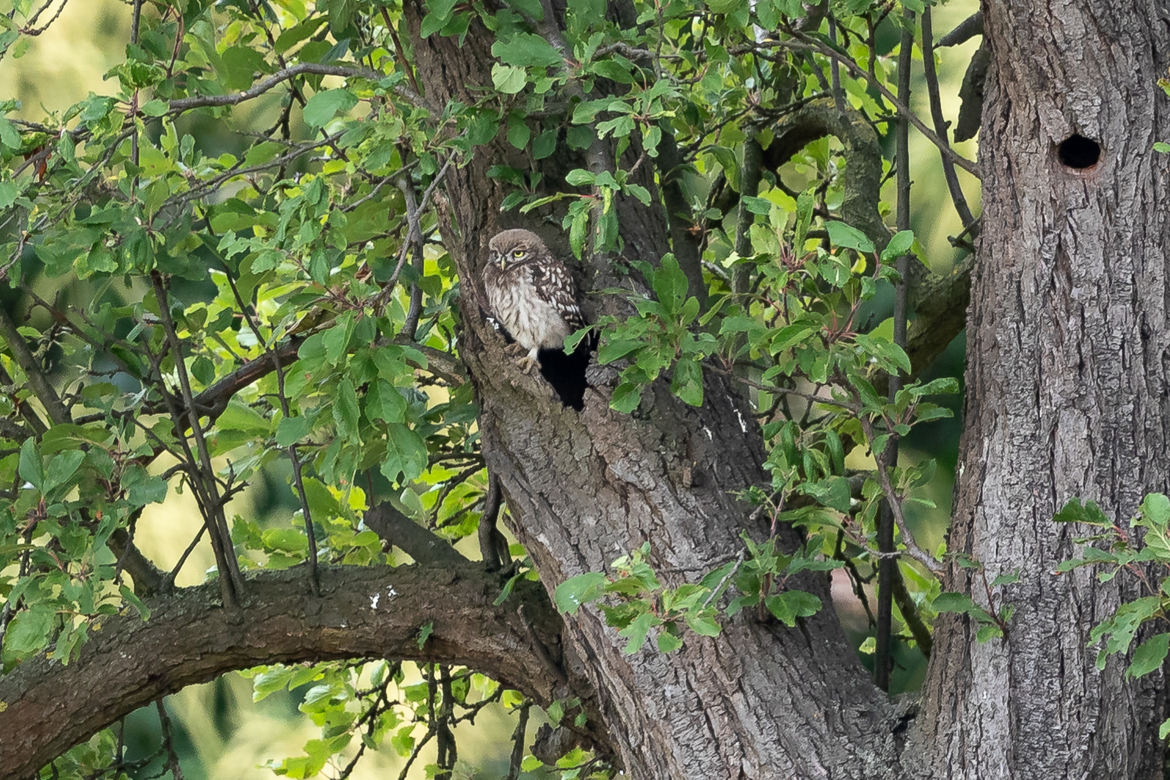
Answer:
[516, 354, 539, 374]
[504, 342, 527, 357]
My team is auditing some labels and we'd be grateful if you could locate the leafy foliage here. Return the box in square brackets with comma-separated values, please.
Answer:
[0, 0, 977, 775]
[1053, 494, 1170, 738]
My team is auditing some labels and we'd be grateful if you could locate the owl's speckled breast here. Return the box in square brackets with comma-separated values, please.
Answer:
[484, 266, 573, 352]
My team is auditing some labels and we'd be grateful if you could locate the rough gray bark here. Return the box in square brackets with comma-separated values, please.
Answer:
[404, 4, 896, 777]
[911, 0, 1170, 776]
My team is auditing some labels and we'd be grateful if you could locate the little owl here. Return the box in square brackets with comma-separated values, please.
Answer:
[482, 229, 586, 374]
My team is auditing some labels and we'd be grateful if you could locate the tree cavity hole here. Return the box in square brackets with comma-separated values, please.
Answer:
[1057, 135, 1101, 169]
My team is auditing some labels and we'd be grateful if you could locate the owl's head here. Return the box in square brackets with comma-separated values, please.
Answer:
[487, 229, 546, 269]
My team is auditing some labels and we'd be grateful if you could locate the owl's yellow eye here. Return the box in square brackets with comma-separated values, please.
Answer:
[511, 249, 527, 260]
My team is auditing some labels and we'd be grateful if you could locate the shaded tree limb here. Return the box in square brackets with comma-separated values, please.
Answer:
[108, 527, 167, 597]
[938, 11, 983, 47]
[657, 133, 708, 306]
[764, 97, 891, 248]
[477, 472, 509, 572]
[875, 7, 917, 693]
[364, 501, 470, 567]
[904, 256, 972, 375]
[0, 563, 597, 779]
[0, 302, 68, 426]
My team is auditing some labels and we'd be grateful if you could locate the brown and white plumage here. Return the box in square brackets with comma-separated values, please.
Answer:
[482, 229, 586, 373]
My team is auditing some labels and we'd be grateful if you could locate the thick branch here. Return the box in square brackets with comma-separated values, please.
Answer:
[764, 97, 890, 248]
[0, 563, 591, 778]
[364, 501, 470, 566]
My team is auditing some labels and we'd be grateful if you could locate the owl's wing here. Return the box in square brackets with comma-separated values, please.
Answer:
[532, 259, 587, 330]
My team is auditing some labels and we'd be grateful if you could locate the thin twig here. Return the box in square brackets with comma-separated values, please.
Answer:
[165, 63, 434, 115]
[218, 257, 320, 595]
[505, 702, 531, 780]
[156, 700, 185, 780]
[763, 32, 980, 177]
[150, 272, 244, 606]
[921, 7, 976, 227]
[858, 416, 944, 577]
[396, 169, 426, 340]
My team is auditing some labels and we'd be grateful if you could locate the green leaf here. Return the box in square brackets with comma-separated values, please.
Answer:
[563, 325, 594, 354]
[368, 380, 407, 424]
[763, 591, 821, 626]
[217, 401, 270, 434]
[124, 465, 168, 505]
[554, 572, 608, 614]
[793, 189, 814, 248]
[671, 358, 703, 406]
[332, 378, 360, 437]
[565, 168, 594, 187]
[507, 116, 531, 149]
[652, 254, 688, 313]
[597, 339, 643, 364]
[880, 229, 914, 263]
[1140, 493, 1170, 528]
[380, 423, 427, 484]
[43, 450, 85, 494]
[657, 629, 683, 652]
[492, 34, 564, 69]
[2, 606, 54, 662]
[417, 621, 434, 649]
[491, 64, 527, 95]
[533, 128, 557, 159]
[302, 88, 358, 127]
[854, 333, 911, 375]
[276, 415, 315, 447]
[826, 221, 875, 253]
[684, 611, 722, 637]
[741, 196, 771, 215]
[18, 438, 43, 491]
[252, 667, 297, 701]
[609, 382, 643, 413]
[263, 527, 308, 554]
[1053, 498, 1112, 526]
[801, 475, 852, 513]
[990, 571, 1021, 588]
[119, 583, 151, 621]
[619, 611, 659, 653]
[0, 116, 20, 151]
[0, 180, 19, 210]
[420, 0, 459, 37]
[1127, 632, 1170, 678]
[933, 591, 981, 616]
[975, 623, 1004, 643]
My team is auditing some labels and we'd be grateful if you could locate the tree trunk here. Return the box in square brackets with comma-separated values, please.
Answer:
[9, 1, 1170, 777]
[405, 4, 895, 777]
[913, 0, 1170, 776]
